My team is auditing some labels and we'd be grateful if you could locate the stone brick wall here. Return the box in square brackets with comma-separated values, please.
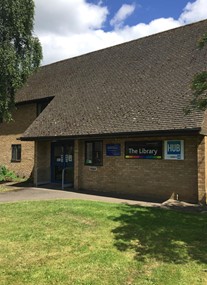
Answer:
[77, 135, 200, 203]
[34, 141, 51, 185]
[33, 134, 206, 204]
[197, 136, 206, 204]
[74, 140, 81, 189]
[0, 104, 36, 178]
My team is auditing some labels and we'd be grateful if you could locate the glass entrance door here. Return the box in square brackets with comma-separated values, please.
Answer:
[51, 141, 74, 186]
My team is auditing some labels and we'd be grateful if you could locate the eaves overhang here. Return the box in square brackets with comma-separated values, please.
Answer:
[19, 128, 201, 142]
[15, 96, 54, 106]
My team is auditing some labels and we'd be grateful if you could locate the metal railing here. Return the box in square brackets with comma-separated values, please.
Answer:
[62, 167, 70, 190]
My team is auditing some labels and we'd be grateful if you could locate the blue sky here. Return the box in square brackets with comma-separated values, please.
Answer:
[96, 0, 191, 29]
[34, 0, 207, 65]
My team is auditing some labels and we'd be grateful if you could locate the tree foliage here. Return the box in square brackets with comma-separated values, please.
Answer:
[0, 0, 42, 121]
[186, 33, 207, 113]
[198, 33, 207, 49]
[190, 71, 207, 110]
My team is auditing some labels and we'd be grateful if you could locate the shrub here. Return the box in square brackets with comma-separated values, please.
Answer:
[0, 165, 19, 182]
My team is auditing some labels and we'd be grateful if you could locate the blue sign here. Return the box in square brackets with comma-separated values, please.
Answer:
[106, 144, 121, 156]
[164, 140, 184, 160]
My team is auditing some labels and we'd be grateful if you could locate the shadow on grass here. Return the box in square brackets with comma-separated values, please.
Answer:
[112, 205, 207, 264]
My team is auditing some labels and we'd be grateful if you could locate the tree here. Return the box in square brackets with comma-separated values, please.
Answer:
[0, 0, 42, 121]
[187, 34, 207, 112]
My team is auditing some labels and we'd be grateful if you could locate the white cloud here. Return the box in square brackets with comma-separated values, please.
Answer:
[117, 18, 181, 40]
[39, 18, 181, 65]
[110, 3, 136, 28]
[179, 0, 207, 24]
[39, 31, 121, 64]
[33, 0, 207, 65]
[34, 0, 108, 35]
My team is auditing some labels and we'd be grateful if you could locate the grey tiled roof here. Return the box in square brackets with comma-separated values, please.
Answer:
[22, 20, 207, 139]
[15, 66, 56, 103]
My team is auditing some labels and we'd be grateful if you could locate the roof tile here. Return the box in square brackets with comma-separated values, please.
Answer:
[21, 20, 207, 139]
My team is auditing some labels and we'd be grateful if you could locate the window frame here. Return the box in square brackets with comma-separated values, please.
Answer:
[85, 141, 103, 166]
[11, 144, 22, 162]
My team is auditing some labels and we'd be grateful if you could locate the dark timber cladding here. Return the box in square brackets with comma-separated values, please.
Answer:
[20, 20, 207, 140]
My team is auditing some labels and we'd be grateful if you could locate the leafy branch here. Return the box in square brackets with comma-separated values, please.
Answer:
[0, 0, 42, 121]
[184, 33, 207, 114]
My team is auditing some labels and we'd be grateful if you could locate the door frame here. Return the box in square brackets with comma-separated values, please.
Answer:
[51, 141, 74, 184]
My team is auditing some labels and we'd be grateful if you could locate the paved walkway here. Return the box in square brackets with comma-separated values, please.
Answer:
[0, 184, 206, 212]
[0, 186, 161, 207]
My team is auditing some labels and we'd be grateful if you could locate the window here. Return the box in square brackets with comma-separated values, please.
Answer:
[11, 144, 21, 162]
[85, 141, 103, 166]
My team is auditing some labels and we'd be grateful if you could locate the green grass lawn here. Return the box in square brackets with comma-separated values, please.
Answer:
[0, 200, 207, 285]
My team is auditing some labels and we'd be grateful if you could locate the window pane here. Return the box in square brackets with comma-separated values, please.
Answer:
[11, 145, 21, 162]
[86, 142, 93, 164]
[85, 141, 103, 166]
[17, 145, 21, 161]
[12, 147, 16, 161]
[94, 142, 102, 165]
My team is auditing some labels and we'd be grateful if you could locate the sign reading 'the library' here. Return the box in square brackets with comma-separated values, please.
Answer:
[125, 141, 162, 159]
